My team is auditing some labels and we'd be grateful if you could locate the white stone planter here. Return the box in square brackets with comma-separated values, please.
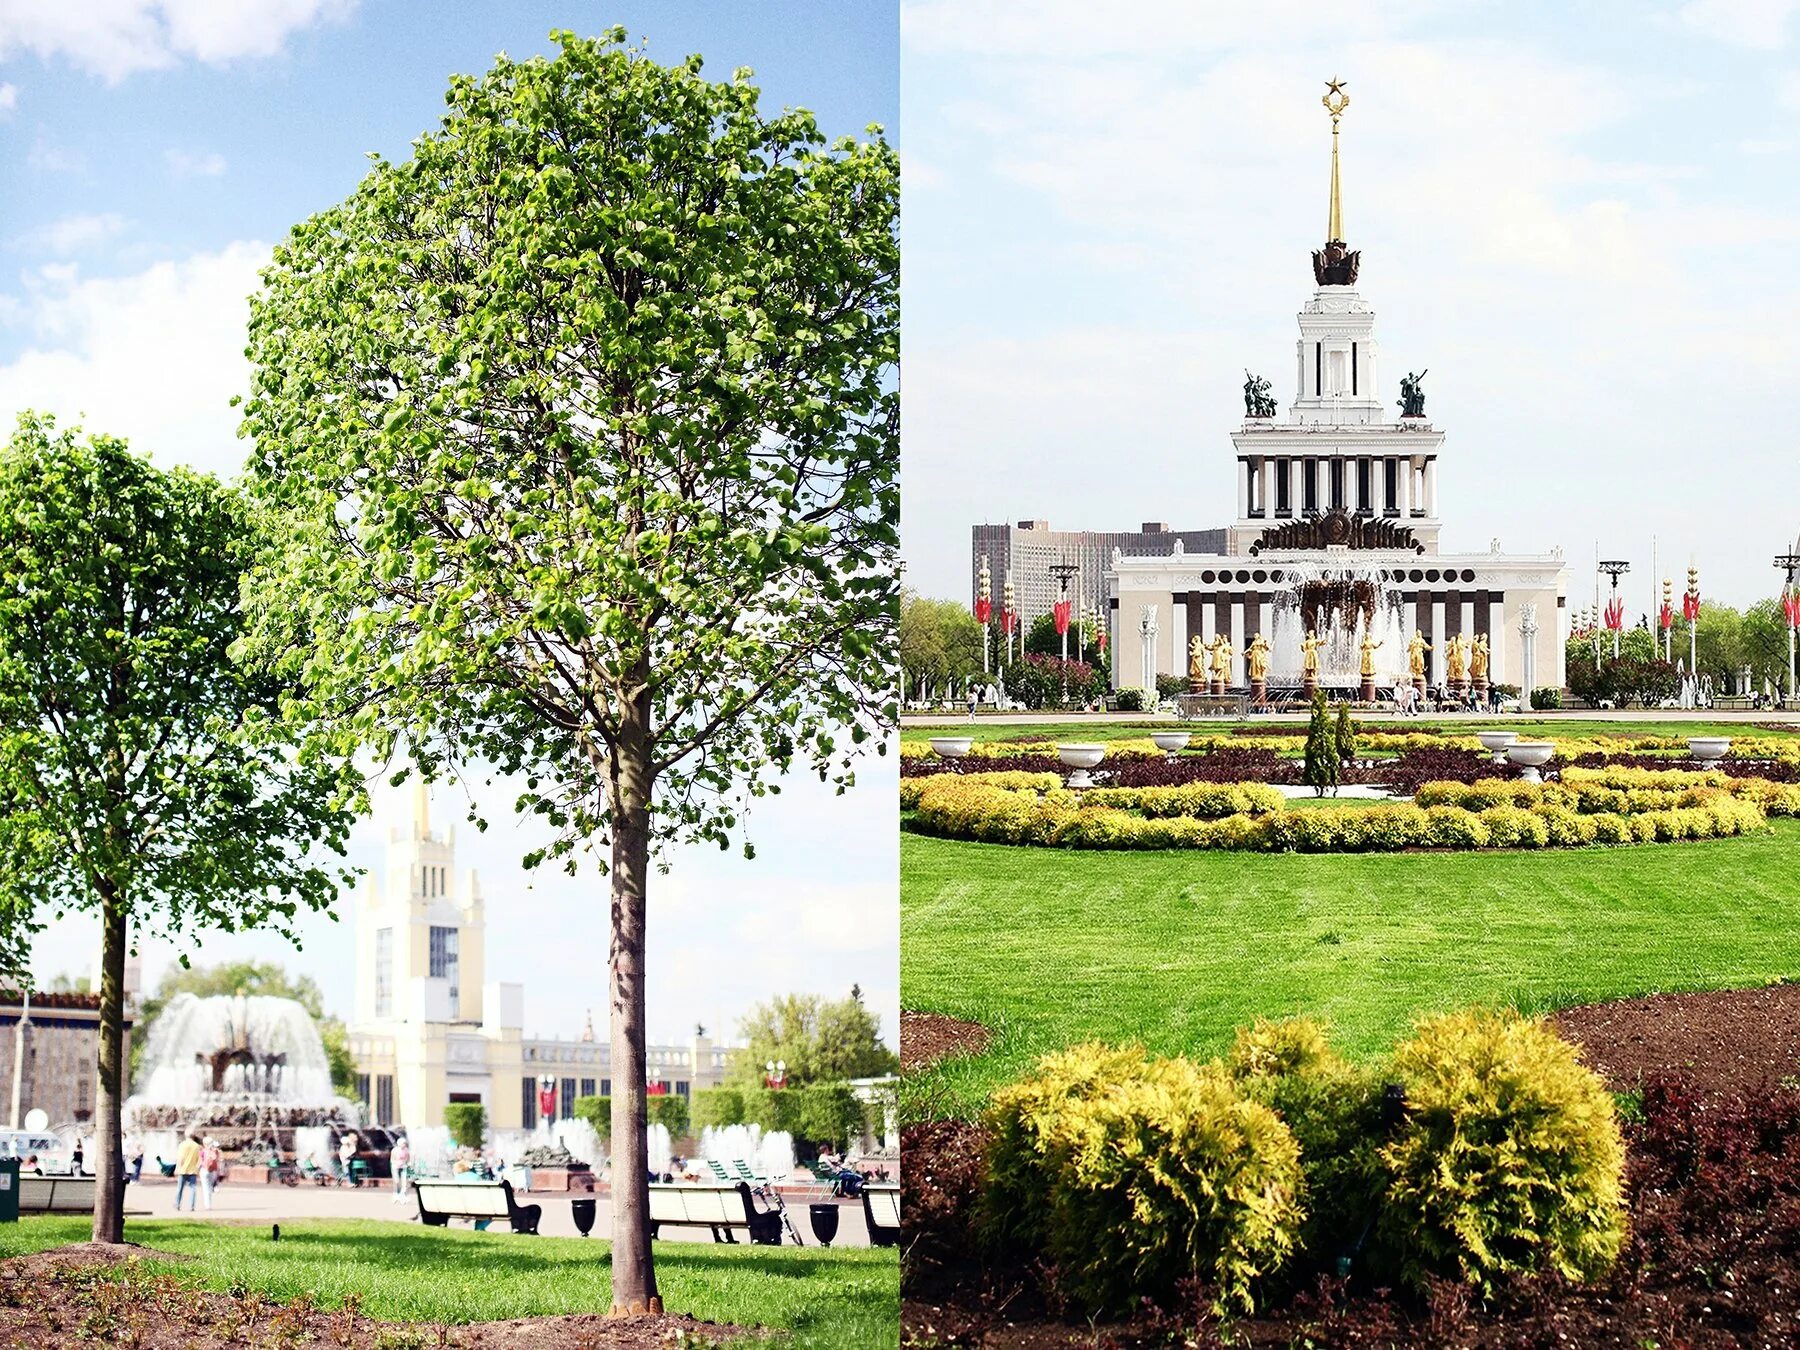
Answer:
[1476, 730, 1518, 765]
[1057, 743, 1107, 789]
[929, 737, 972, 762]
[1150, 732, 1192, 758]
[1687, 736, 1731, 769]
[1506, 741, 1555, 783]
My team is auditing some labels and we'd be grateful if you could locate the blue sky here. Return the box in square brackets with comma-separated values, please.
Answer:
[902, 0, 1800, 619]
[0, 1, 898, 1050]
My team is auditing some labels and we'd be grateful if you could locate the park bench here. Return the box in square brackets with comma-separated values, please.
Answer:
[648, 1182, 782, 1245]
[862, 1182, 900, 1247]
[19, 1175, 96, 1214]
[413, 1178, 541, 1235]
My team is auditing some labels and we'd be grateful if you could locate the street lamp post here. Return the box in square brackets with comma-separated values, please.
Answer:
[1659, 577, 1674, 665]
[974, 555, 992, 678]
[1776, 545, 1800, 705]
[1598, 560, 1631, 660]
[1682, 564, 1701, 701]
[1519, 603, 1538, 711]
[1050, 559, 1079, 706]
[1000, 570, 1017, 668]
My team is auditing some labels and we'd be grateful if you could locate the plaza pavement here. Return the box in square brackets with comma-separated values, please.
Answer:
[122, 1174, 877, 1245]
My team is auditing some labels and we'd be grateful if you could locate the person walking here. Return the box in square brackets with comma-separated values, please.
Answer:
[198, 1137, 222, 1209]
[174, 1133, 202, 1211]
[337, 1131, 358, 1186]
[390, 1135, 411, 1202]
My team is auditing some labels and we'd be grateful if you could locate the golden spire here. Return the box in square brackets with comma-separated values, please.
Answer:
[1323, 77, 1350, 242]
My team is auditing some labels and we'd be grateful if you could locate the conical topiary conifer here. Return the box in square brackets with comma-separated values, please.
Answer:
[1303, 691, 1340, 797]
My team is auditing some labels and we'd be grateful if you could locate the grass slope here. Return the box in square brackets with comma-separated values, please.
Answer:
[0, 1217, 896, 1347]
[902, 820, 1800, 1119]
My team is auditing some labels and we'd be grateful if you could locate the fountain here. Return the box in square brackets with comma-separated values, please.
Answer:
[125, 992, 358, 1149]
[699, 1123, 798, 1180]
[1263, 562, 1414, 694]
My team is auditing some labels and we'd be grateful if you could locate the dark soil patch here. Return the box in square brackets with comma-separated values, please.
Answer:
[901, 1075, 1800, 1347]
[1553, 982, 1800, 1099]
[902, 1010, 991, 1073]
[0, 1249, 746, 1348]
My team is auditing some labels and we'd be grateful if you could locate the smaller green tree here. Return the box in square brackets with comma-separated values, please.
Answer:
[1334, 704, 1358, 765]
[731, 990, 898, 1089]
[1303, 693, 1340, 797]
[444, 1103, 487, 1150]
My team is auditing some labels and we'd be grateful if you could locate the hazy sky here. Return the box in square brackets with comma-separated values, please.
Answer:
[0, 1, 899, 1049]
[902, 0, 1800, 621]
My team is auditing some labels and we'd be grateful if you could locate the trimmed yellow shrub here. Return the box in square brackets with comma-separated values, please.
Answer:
[1228, 1016, 1336, 1080]
[980, 1042, 1304, 1315]
[1377, 1009, 1627, 1294]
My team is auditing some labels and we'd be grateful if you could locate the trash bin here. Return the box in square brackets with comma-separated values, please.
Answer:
[0, 1158, 19, 1223]
[807, 1202, 839, 1248]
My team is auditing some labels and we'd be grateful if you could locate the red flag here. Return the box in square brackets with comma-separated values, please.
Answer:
[1784, 588, 1800, 628]
[1053, 599, 1071, 636]
[1097, 624, 1108, 655]
[1001, 608, 1016, 636]
[1604, 597, 1624, 631]
[1682, 590, 1700, 622]
[974, 597, 991, 625]
[1658, 602, 1674, 631]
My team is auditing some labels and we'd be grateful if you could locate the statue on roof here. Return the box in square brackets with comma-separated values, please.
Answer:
[1243, 370, 1277, 419]
[1398, 369, 1428, 419]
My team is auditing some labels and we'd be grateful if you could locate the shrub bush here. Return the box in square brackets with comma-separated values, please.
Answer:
[648, 1093, 690, 1140]
[1376, 1009, 1627, 1293]
[980, 1042, 1304, 1315]
[444, 1102, 486, 1150]
[1531, 686, 1562, 710]
[1114, 686, 1149, 711]
[1334, 703, 1358, 764]
[1302, 693, 1339, 797]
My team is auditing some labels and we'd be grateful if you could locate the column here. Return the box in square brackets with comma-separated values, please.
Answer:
[1171, 601, 1187, 680]
[1230, 599, 1245, 683]
[1288, 458, 1300, 516]
[1398, 457, 1411, 517]
[1488, 594, 1505, 690]
[1425, 459, 1439, 516]
[1258, 459, 1272, 518]
[1430, 596, 1447, 683]
[1460, 597, 1476, 640]
[1237, 460, 1250, 518]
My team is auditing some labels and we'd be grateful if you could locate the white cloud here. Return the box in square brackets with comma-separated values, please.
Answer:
[26, 132, 82, 173]
[1677, 0, 1800, 48]
[0, 82, 17, 113]
[17, 211, 127, 255]
[0, 241, 268, 477]
[0, 0, 356, 83]
[164, 147, 226, 177]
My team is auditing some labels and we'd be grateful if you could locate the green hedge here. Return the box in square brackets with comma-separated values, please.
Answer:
[572, 1094, 610, 1143]
[443, 1102, 485, 1150]
[569, 1093, 689, 1140]
[692, 1086, 745, 1130]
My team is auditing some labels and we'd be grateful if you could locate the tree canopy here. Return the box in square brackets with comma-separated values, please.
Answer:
[729, 989, 898, 1088]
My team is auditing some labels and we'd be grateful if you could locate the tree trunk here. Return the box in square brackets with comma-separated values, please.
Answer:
[607, 687, 660, 1316]
[92, 882, 126, 1244]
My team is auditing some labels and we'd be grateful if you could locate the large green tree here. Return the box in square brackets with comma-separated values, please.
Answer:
[132, 960, 357, 1095]
[237, 32, 896, 1314]
[729, 988, 898, 1089]
[0, 414, 359, 1243]
[899, 592, 983, 700]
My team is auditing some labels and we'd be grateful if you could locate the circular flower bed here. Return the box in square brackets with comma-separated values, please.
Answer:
[903, 765, 1800, 852]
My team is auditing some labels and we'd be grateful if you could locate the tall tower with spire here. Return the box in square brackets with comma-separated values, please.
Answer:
[1227, 78, 1444, 552]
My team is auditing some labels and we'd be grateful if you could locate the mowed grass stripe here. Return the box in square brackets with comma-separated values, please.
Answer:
[901, 821, 1800, 1118]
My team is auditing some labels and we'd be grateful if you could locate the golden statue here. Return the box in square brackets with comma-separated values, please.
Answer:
[1210, 633, 1233, 682]
[1188, 634, 1206, 684]
[1358, 632, 1382, 678]
[1300, 630, 1324, 678]
[1407, 630, 1431, 679]
[1446, 634, 1468, 683]
[1471, 634, 1490, 683]
[1247, 632, 1271, 682]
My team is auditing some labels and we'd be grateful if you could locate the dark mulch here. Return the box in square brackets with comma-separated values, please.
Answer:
[1553, 983, 1800, 1100]
[0, 1249, 745, 1348]
[902, 1010, 992, 1073]
[902, 987, 1800, 1347]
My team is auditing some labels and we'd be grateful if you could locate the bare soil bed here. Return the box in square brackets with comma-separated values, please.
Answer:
[901, 1010, 991, 1073]
[902, 987, 1800, 1347]
[1552, 982, 1800, 1098]
[0, 1248, 745, 1349]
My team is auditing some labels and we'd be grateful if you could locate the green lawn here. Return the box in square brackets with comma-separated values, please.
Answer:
[902, 819, 1800, 1120]
[0, 1216, 896, 1347]
[904, 716, 1800, 746]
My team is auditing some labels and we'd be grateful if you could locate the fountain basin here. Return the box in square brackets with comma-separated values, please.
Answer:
[1507, 742, 1555, 783]
[1476, 730, 1518, 764]
[1687, 736, 1731, 769]
[1150, 732, 1192, 758]
[1057, 743, 1107, 789]
[929, 737, 972, 761]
